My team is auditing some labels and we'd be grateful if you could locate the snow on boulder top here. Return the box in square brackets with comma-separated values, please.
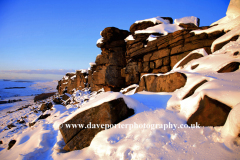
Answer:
[81, 69, 88, 73]
[192, 15, 240, 52]
[76, 69, 88, 74]
[96, 37, 103, 44]
[135, 16, 171, 24]
[71, 75, 76, 80]
[147, 35, 159, 42]
[89, 62, 96, 67]
[174, 16, 199, 27]
[226, 0, 240, 19]
[135, 23, 183, 36]
[62, 75, 69, 80]
[124, 35, 135, 42]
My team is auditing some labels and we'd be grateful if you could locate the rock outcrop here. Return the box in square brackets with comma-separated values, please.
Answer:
[57, 16, 226, 94]
[90, 27, 130, 91]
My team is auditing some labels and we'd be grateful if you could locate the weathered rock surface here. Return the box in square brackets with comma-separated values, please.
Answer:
[182, 80, 208, 99]
[40, 102, 53, 112]
[62, 94, 70, 101]
[212, 35, 239, 52]
[217, 62, 240, 73]
[57, 16, 226, 94]
[60, 98, 134, 151]
[53, 97, 62, 104]
[176, 53, 203, 68]
[7, 123, 16, 129]
[137, 72, 187, 92]
[187, 95, 231, 126]
[34, 92, 56, 102]
[91, 27, 130, 91]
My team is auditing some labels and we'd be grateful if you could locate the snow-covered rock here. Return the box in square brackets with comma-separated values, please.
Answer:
[174, 16, 200, 27]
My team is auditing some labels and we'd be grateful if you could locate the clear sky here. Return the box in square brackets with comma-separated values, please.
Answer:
[0, 0, 230, 80]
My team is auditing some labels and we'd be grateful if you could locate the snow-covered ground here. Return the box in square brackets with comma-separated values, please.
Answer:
[1, 89, 240, 159]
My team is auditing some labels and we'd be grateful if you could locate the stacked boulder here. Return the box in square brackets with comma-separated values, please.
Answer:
[122, 17, 224, 85]
[92, 27, 130, 91]
[57, 73, 76, 94]
[57, 71, 88, 95]
[76, 70, 88, 91]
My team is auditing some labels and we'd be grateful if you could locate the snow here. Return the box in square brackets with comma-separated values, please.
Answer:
[81, 69, 88, 74]
[166, 40, 240, 119]
[192, 0, 240, 53]
[174, 16, 199, 26]
[62, 76, 68, 80]
[226, 0, 240, 19]
[135, 23, 183, 36]
[1, 76, 240, 159]
[70, 75, 76, 80]
[134, 16, 171, 24]
[134, 16, 199, 37]
[221, 103, 240, 142]
[97, 37, 103, 44]
[172, 48, 208, 70]
[124, 35, 135, 42]
[89, 62, 96, 67]
[146, 34, 159, 42]
[120, 84, 139, 95]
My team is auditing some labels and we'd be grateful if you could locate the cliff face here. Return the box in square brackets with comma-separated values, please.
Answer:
[57, 16, 226, 95]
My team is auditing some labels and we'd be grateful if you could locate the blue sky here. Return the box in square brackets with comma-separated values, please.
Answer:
[0, 0, 230, 80]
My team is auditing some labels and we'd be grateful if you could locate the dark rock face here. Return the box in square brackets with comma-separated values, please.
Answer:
[29, 113, 51, 127]
[34, 92, 56, 102]
[53, 97, 62, 104]
[101, 27, 130, 43]
[59, 98, 134, 151]
[29, 122, 36, 127]
[179, 23, 199, 30]
[212, 35, 239, 52]
[38, 114, 51, 120]
[0, 99, 22, 104]
[91, 27, 130, 91]
[137, 72, 187, 92]
[8, 140, 16, 150]
[40, 103, 48, 111]
[130, 21, 156, 34]
[191, 64, 199, 70]
[217, 62, 240, 73]
[40, 102, 53, 112]
[233, 51, 239, 56]
[62, 94, 70, 101]
[7, 123, 16, 129]
[17, 120, 25, 124]
[182, 80, 208, 99]
[57, 73, 76, 95]
[176, 53, 203, 68]
[187, 95, 231, 126]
